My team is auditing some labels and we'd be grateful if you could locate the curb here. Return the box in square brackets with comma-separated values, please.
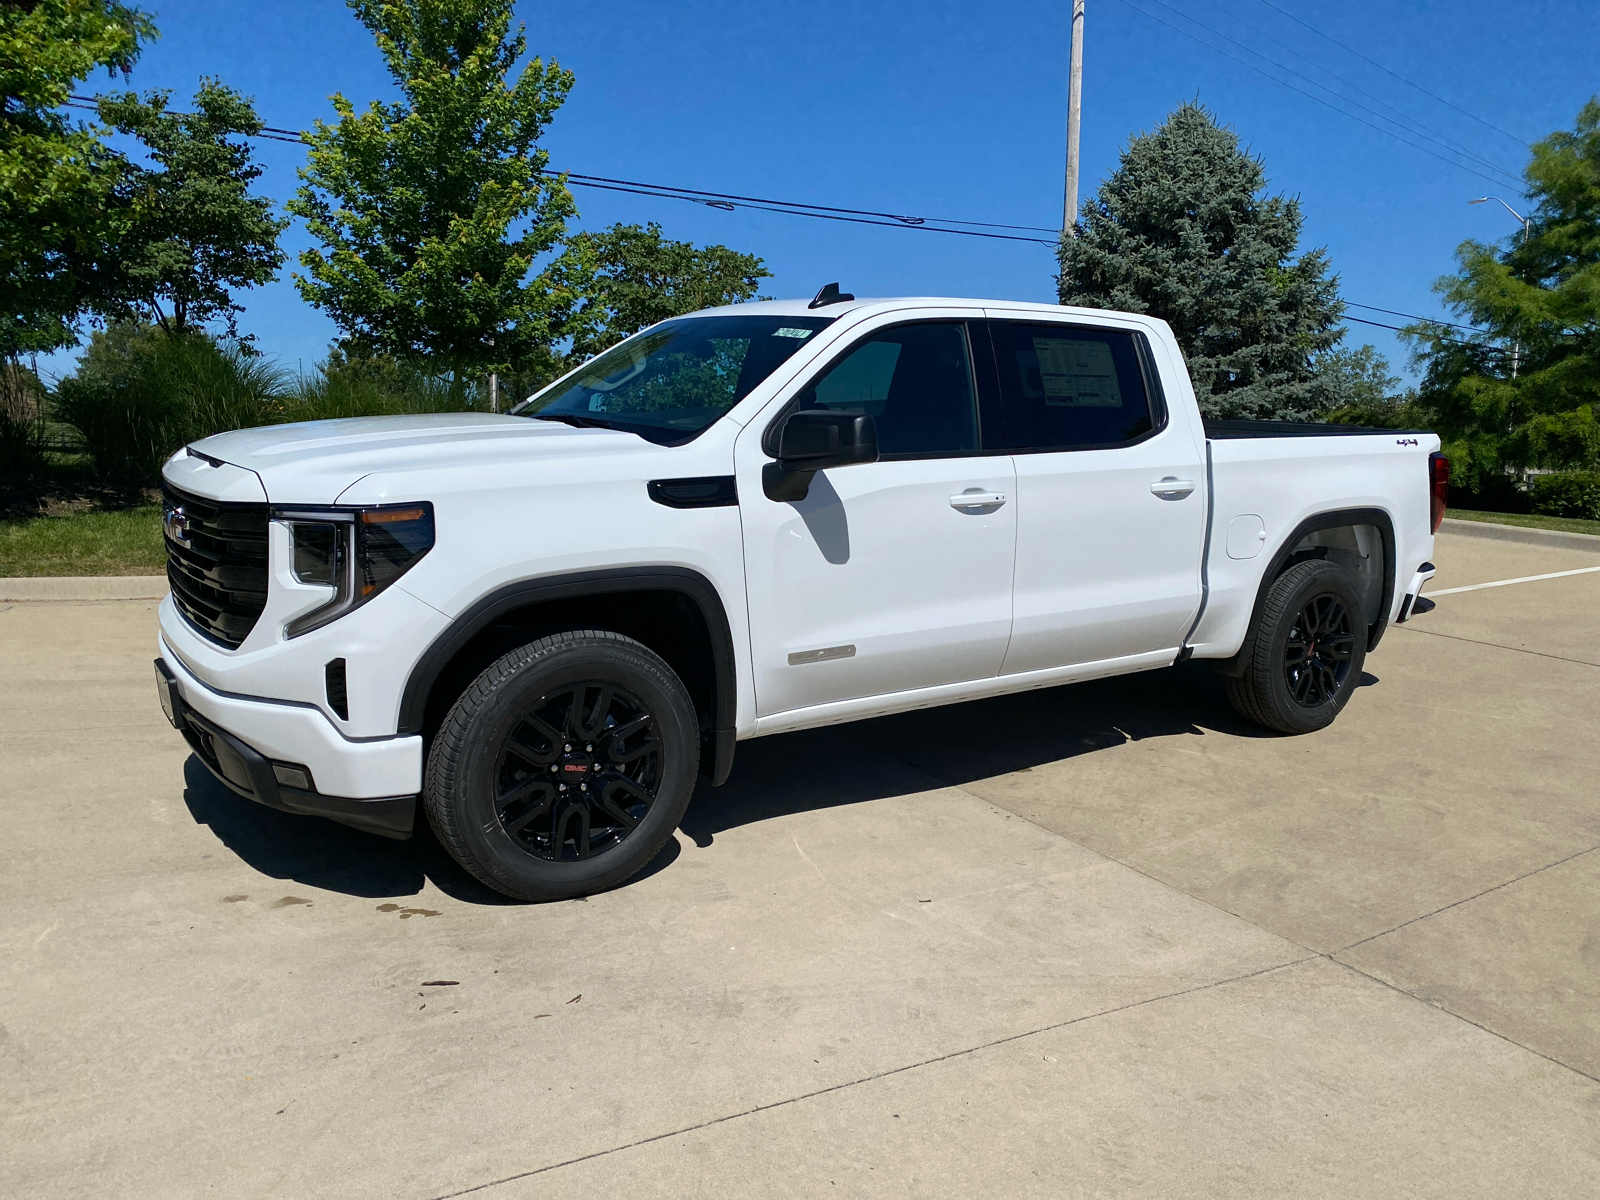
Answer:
[0, 576, 169, 601]
[1440, 517, 1600, 554]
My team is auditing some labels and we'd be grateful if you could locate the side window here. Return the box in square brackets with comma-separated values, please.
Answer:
[988, 321, 1157, 451]
[794, 322, 978, 457]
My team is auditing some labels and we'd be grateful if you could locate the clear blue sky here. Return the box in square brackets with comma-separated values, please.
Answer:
[42, 0, 1598, 387]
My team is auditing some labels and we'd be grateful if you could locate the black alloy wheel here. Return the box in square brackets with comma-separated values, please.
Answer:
[1225, 558, 1369, 735]
[1282, 593, 1357, 708]
[494, 682, 662, 862]
[424, 630, 700, 901]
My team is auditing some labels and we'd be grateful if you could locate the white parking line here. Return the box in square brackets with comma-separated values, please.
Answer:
[1429, 565, 1600, 596]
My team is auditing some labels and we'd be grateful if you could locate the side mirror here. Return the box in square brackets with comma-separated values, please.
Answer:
[762, 410, 879, 502]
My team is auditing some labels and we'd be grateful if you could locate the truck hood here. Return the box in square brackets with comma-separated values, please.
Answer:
[186, 412, 653, 504]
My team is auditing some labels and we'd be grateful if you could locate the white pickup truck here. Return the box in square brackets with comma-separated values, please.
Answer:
[154, 290, 1448, 900]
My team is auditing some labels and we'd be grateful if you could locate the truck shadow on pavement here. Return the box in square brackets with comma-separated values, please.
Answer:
[183, 662, 1377, 902]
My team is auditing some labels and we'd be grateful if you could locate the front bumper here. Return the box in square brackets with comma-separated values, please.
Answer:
[156, 654, 419, 839]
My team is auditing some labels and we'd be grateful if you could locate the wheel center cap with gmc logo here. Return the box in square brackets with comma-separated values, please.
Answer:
[560, 753, 592, 777]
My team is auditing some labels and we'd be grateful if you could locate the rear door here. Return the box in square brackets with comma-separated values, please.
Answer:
[736, 315, 1017, 717]
[984, 315, 1206, 674]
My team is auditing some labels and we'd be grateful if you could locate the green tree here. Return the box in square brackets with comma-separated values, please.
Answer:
[94, 80, 288, 338]
[1312, 342, 1414, 425]
[559, 221, 770, 361]
[0, 0, 154, 356]
[288, 0, 580, 377]
[1405, 98, 1600, 494]
[1058, 102, 1344, 421]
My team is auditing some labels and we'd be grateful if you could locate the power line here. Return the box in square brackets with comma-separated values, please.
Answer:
[60, 94, 1494, 346]
[65, 95, 1058, 245]
[1111, 0, 1526, 192]
[1344, 302, 1486, 335]
[1251, 0, 1532, 149]
[1184, 0, 1523, 185]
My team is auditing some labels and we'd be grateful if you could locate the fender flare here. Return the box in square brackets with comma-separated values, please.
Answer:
[397, 567, 738, 785]
[1213, 506, 1397, 677]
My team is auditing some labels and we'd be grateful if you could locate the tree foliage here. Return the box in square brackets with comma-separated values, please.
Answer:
[94, 80, 287, 337]
[1058, 102, 1345, 421]
[291, 1, 771, 384]
[559, 221, 770, 361]
[0, 0, 154, 355]
[1405, 98, 1600, 494]
[288, 0, 580, 376]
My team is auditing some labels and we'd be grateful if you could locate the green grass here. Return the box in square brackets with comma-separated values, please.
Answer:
[1447, 508, 1600, 538]
[3, 499, 1593, 579]
[0, 506, 165, 577]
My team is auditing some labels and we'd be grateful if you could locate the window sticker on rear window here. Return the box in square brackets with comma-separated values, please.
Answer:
[773, 327, 814, 339]
[1029, 337, 1123, 407]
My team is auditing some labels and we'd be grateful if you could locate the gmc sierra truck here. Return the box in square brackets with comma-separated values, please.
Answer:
[154, 290, 1449, 900]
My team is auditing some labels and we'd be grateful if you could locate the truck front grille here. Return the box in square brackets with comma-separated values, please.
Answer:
[163, 484, 270, 649]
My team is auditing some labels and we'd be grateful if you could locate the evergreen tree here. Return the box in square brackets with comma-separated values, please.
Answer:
[1058, 102, 1344, 421]
[1406, 98, 1600, 495]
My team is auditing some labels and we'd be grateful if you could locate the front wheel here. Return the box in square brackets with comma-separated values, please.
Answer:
[424, 631, 700, 901]
[1225, 559, 1368, 735]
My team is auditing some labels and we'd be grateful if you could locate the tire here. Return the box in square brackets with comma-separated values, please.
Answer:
[423, 630, 700, 901]
[1224, 559, 1368, 735]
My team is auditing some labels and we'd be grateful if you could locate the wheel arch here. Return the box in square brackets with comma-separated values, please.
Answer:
[1213, 506, 1397, 678]
[398, 567, 738, 785]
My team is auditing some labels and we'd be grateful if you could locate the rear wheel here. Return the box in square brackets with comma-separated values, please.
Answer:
[1225, 559, 1367, 734]
[424, 631, 699, 900]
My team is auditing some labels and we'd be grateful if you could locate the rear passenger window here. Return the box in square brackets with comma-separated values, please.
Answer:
[989, 322, 1158, 451]
[793, 322, 978, 458]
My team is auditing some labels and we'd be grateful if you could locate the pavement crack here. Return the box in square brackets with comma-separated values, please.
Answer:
[1326, 957, 1600, 1086]
[1395, 625, 1600, 669]
[424, 956, 1319, 1199]
[1337, 844, 1600, 954]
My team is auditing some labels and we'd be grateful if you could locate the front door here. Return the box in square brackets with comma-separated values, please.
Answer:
[736, 317, 1017, 718]
[984, 316, 1206, 674]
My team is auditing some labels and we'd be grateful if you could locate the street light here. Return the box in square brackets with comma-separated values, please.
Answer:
[1468, 196, 1533, 381]
[1468, 196, 1532, 246]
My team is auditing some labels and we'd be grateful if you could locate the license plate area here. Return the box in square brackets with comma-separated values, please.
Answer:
[154, 659, 183, 729]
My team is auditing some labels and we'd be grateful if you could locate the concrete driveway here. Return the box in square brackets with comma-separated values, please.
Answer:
[3, 527, 1597, 1197]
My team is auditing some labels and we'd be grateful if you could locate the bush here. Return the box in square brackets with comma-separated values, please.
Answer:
[1, 361, 49, 488]
[52, 327, 506, 488]
[1530, 471, 1600, 520]
[280, 354, 480, 423]
[54, 324, 286, 485]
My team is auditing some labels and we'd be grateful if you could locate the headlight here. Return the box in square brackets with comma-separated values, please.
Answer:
[275, 502, 434, 637]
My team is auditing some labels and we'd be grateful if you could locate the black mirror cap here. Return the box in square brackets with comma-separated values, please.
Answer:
[778, 409, 879, 468]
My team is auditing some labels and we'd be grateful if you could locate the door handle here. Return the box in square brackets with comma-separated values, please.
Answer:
[1150, 477, 1196, 499]
[950, 490, 1007, 510]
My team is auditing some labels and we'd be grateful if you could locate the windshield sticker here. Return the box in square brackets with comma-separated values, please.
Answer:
[772, 327, 814, 339]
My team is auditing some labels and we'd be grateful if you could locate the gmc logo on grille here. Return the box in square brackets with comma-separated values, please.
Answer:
[164, 505, 191, 547]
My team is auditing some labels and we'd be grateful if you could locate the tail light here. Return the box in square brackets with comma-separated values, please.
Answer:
[1429, 452, 1450, 534]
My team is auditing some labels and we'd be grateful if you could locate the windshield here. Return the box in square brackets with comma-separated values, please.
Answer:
[512, 314, 837, 444]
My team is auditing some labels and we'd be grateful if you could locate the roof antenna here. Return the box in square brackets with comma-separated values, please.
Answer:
[808, 282, 855, 309]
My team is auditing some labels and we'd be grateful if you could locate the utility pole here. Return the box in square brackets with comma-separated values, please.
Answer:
[1063, 0, 1085, 234]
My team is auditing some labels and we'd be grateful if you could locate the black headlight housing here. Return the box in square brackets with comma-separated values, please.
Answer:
[275, 502, 434, 638]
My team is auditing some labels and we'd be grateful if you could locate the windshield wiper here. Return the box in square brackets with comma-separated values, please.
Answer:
[532, 412, 614, 430]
